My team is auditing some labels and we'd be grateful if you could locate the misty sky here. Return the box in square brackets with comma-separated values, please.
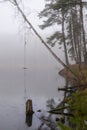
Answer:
[0, 0, 64, 98]
[0, 2, 18, 34]
[0, 0, 45, 34]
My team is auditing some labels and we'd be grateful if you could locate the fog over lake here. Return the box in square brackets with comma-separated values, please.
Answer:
[0, 33, 65, 130]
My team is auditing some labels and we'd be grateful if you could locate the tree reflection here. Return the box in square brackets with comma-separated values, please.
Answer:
[37, 114, 58, 130]
[46, 99, 56, 110]
[25, 98, 60, 129]
[37, 99, 59, 130]
[26, 113, 33, 127]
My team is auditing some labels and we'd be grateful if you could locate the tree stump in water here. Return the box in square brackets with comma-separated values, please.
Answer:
[26, 99, 34, 114]
[26, 99, 34, 127]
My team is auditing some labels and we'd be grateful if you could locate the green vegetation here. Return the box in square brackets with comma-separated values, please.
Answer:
[58, 122, 73, 130]
[49, 63, 87, 130]
[57, 91, 87, 130]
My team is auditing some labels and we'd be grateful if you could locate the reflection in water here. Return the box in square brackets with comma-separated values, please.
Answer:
[0, 35, 64, 130]
[26, 113, 33, 127]
[46, 99, 56, 110]
[24, 98, 58, 129]
[37, 114, 57, 130]
[25, 98, 60, 130]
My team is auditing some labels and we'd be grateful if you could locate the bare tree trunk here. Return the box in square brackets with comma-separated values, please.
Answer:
[75, 5, 82, 68]
[62, 9, 69, 66]
[80, 0, 86, 64]
[71, 6, 82, 70]
[71, 9, 79, 63]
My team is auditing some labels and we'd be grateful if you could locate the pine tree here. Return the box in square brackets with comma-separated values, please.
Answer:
[39, 0, 87, 66]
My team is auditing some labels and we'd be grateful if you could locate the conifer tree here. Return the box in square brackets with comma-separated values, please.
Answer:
[39, 0, 87, 65]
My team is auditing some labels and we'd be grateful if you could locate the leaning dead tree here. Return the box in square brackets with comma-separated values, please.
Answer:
[0, 0, 80, 80]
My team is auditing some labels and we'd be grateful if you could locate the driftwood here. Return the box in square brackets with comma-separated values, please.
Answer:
[48, 111, 74, 117]
[48, 106, 69, 112]
[58, 84, 87, 93]
[58, 88, 75, 93]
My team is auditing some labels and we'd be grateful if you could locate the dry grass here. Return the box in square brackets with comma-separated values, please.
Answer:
[59, 63, 87, 89]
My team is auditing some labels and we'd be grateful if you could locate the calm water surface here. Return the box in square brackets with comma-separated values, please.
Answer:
[0, 34, 65, 130]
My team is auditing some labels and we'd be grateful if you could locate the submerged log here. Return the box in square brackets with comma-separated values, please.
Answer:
[64, 84, 87, 90]
[58, 84, 87, 93]
[58, 88, 75, 93]
[48, 106, 69, 112]
[26, 99, 34, 127]
[48, 111, 74, 117]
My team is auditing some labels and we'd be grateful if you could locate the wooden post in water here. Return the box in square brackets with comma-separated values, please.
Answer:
[26, 99, 34, 127]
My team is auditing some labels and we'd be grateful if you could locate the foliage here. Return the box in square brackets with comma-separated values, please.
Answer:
[69, 92, 87, 130]
[47, 31, 63, 47]
[39, 0, 87, 65]
[58, 122, 73, 130]
[57, 91, 87, 130]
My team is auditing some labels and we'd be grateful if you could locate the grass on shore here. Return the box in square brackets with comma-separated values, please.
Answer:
[59, 63, 87, 91]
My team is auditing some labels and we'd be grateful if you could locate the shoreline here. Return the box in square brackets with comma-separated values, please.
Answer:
[59, 63, 87, 86]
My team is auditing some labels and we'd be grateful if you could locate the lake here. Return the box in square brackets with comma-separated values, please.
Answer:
[0, 34, 65, 130]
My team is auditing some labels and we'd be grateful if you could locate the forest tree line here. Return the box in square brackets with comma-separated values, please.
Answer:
[39, 0, 87, 67]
